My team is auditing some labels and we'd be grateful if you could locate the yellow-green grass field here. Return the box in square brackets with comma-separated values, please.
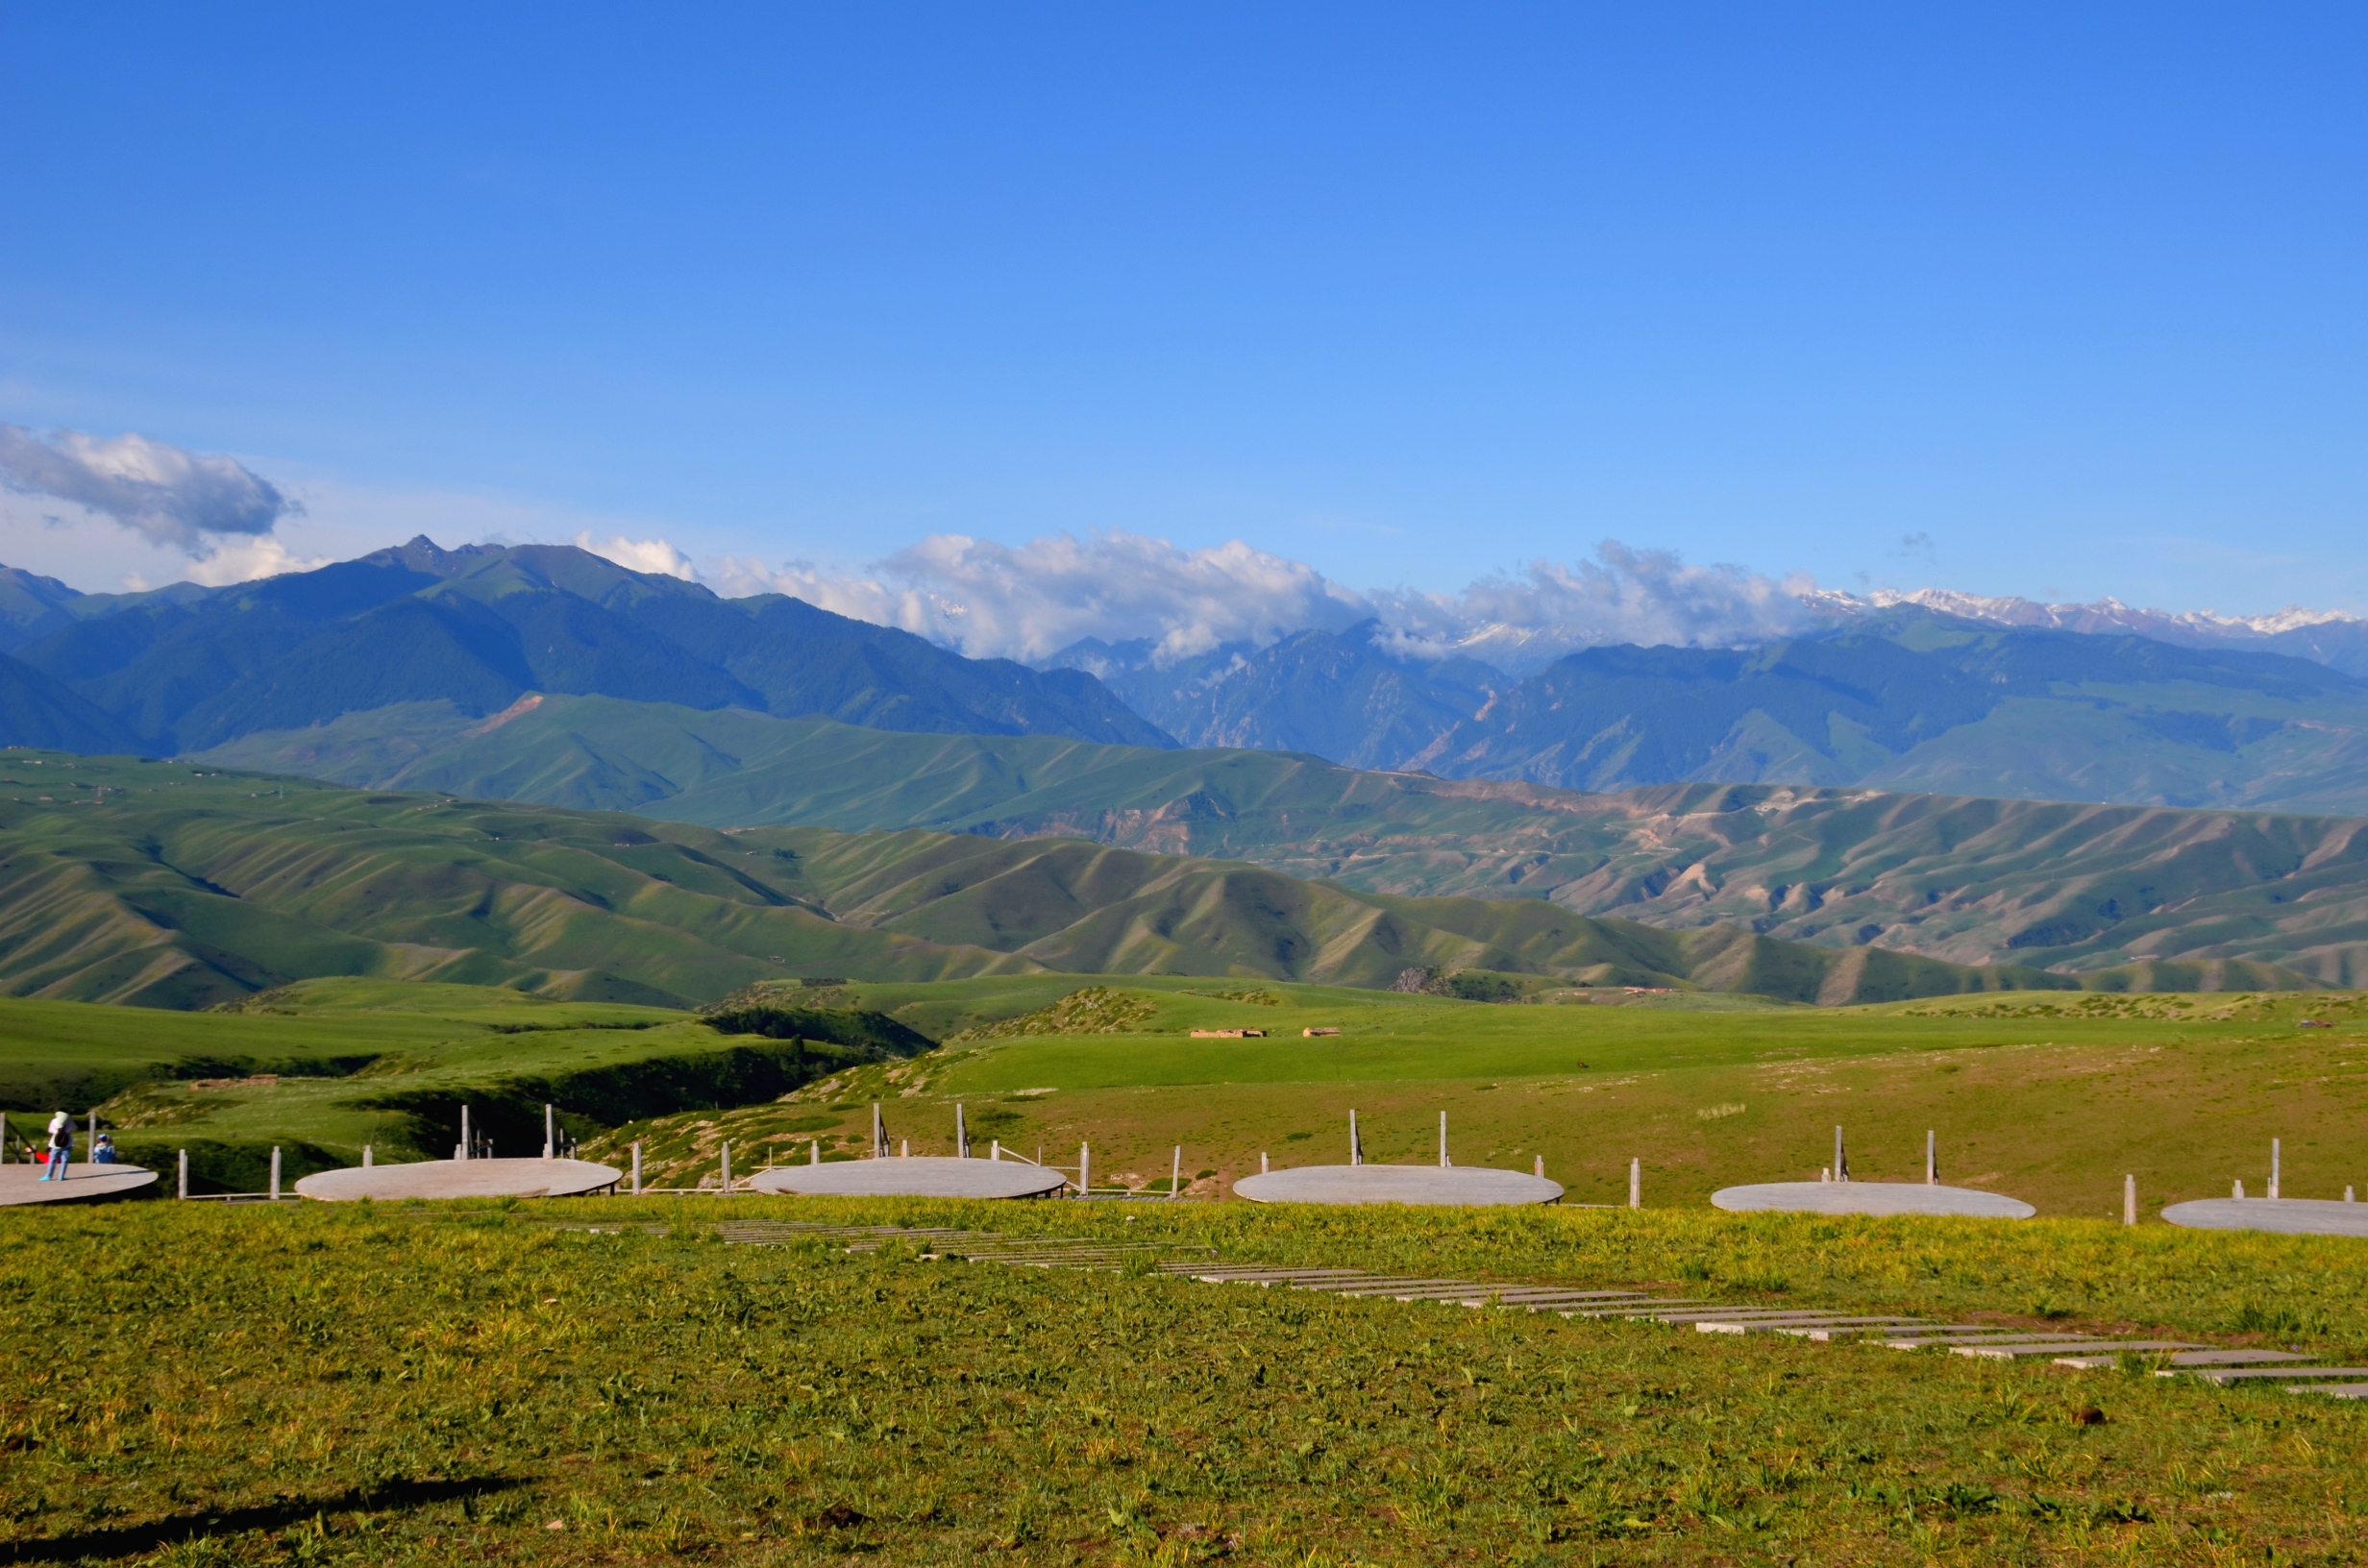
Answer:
[597, 983, 2368, 1219]
[4, 1197, 2367, 1565]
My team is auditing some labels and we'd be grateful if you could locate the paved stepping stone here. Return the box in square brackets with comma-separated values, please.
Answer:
[2291, 1384, 2368, 1399]
[1698, 1316, 1928, 1336]
[2191, 1365, 2368, 1385]
[1955, 1340, 2197, 1360]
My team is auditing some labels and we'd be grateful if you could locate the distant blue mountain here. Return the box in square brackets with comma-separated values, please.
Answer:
[6, 539, 1172, 755]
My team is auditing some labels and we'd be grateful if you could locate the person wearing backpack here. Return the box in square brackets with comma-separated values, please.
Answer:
[37, 1112, 70, 1182]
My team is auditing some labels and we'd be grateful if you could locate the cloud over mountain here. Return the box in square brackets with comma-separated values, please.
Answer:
[0, 425, 301, 551]
[720, 529, 1815, 674]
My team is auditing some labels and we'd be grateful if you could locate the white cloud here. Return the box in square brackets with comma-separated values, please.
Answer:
[718, 529, 1818, 674]
[1370, 543, 1821, 672]
[717, 529, 1370, 664]
[179, 534, 334, 586]
[574, 531, 698, 580]
[0, 425, 299, 551]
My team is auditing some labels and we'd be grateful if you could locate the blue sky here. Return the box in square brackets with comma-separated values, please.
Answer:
[2, 3, 2363, 625]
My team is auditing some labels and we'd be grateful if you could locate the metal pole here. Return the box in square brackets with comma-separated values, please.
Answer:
[1629, 1158, 1640, 1210]
[2123, 1173, 2136, 1226]
[900, 1139, 908, 1158]
[873, 1104, 885, 1159]
[1834, 1125, 1845, 1183]
[2271, 1139, 2282, 1200]
[1533, 1155, 1544, 1178]
[545, 1103, 555, 1160]
[722, 1140, 731, 1194]
[460, 1105, 471, 1162]
[2232, 1178, 2245, 1199]
[1080, 1142, 1090, 1196]
[1925, 1130, 1936, 1186]
[362, 1143, 374, 1168]
[991, 1139, 1000, 1162]
[1439, 1112, 1449, 1168]
[956, 1103, 968, 1159]
[630, 1140, 642, 1196]
[811, 1139, 822, 1165]
[1171, 1145, 1181, 1198]
[1261, 1151, 1270, 1173]
[1349, 1110, 1361, 1166]
[177, 1148, 188, 1199]
[269, 1146, 282, 1201]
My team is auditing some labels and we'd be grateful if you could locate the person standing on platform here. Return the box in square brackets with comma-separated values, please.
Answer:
[38, 1112, 71, 1182]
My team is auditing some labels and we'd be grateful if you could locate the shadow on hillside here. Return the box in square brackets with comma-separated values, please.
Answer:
[0, 1474, 526, 1562]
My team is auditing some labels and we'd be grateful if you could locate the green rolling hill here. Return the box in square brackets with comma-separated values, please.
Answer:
[0, 749, 2143, 1010]
[198, 695, 2368, 983]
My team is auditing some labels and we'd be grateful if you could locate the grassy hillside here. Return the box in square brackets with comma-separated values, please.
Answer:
[0, 750, 2102, 1010]
[200, 698, 2368, 982]
[598, 980, 2368, 1219]
[12, 1199, 2368, 1563]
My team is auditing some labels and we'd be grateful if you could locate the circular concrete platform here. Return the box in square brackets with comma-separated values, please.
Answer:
[1712, 1181, 2035, 1218]
[1232, 1164, 1566, 1206]
[0, 1164, 158, 1206]
[748, 1158, 1069, 1199]
[2161, 1198, 2368, 1237]
[295, 1157, 622, 1202]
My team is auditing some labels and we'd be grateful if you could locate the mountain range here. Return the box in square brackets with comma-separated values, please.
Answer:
[197, 696, 2368, 986]
[0, 538, 1167, 755]
[1052, 610, 2368, 812]
[0, 750, 2140, 1009]
[10, 538, 2368, 814]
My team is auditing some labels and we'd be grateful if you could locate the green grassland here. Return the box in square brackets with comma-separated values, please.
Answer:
[5, 1197, 2368, 1565]
[192, 695, 2368, 983]
[8, 974, 2363, 1219]
[600, 982, 2368, 1218]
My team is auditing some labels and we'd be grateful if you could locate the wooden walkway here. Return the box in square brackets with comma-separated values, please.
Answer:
[718, 1220, 2368, 1399]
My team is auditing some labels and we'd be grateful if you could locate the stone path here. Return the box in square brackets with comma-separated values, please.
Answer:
[718, 1220, 2368, 1399]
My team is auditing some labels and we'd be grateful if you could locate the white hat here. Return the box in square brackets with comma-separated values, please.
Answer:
[48, 1111, 68, 1132]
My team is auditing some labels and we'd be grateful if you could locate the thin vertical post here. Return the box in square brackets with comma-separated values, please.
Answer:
[900, 1139, 909, 1158]
[722, 1140, 731, 1194]
[1171, 1145, 1181, 1198]
[1349, 1110, 1362, 1166]
[630, 1141, 643, 1196]
[2123, 1173, 2136, 1226]
[2233, 1179, 2245, 1199]
[1925, 1130, 1936, 1186]
[1260, 1151, 1269, 1173]
[545, 1103, 555, 1160]
[1439, 1112, 1449, 1168]
[811, 1139, 822, 1165]
[991, 1139, 1001, 1162]
[459, 1105, 471, 1162]
[956, 1103, 969, 1159]
[362, 1143, 374, 1168]
[1080, 1142, 1091, 1196]
[2270, 1139, 2282, 1200]
[1629, 1158, 1640, 1209]
[872, 1104, 886, 1159]
[269, 1146, 282, 1201]
[2347, 1186, 2356, 1203]
[1534, 1155, 1544, 1178]
[177, 1148, 188, 1199]
[1834, 1126, 1847, 1183]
